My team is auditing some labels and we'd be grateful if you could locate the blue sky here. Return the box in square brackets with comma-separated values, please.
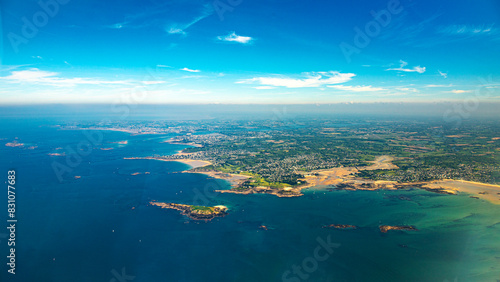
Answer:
[1, 0, 499, 104]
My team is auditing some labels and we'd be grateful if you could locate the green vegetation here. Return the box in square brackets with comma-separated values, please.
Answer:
[242, 175, 292, 189]
[159, 118, 500, 185]
[191, 205, 214, 212]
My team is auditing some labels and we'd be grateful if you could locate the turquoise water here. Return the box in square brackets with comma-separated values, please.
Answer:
[0, 119, 499, 281]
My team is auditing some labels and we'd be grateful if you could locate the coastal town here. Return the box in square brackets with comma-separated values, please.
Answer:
[88, 117, 500, 203]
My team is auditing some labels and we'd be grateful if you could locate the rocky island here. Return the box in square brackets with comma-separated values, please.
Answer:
[379, 225, 418, 233]
[5, 141, 24, 147]
[150, 202, 228, 221]
[322, 224, 357, 229]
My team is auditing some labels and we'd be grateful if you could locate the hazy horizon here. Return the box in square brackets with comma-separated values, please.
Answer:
[1, 102, 499, 122]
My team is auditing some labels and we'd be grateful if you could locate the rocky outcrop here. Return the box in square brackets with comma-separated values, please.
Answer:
[150, 202, 228, 221]
[379, 225, 418, 233]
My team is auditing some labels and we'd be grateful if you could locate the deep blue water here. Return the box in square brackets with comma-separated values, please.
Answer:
[0, 118, 499, 282]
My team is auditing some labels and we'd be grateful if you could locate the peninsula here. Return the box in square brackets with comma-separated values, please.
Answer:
[124, 156, 212, 169]
[116, 118, 499, 203]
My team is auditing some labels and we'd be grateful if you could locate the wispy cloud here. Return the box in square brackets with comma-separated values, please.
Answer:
[378, 13, 442, 47]
[104, 2, 213, 33]
[438, 70, 448, 78]
[104, 7, 177, 30]
[253, 86, 276, 90]
[141, 81, 166, 85]
[0, 68, 166, 87]
[166, 26, 186, 35]
[399, 24, 500, 47]
[387, 60, 426, 74]
[425, 84, 453, 88]
[238, 71, 355, 88]
[180, 67, 201, 73]
[381, 12, 498, 48]
[107, 22, 127, 29]
[396, 87, 418, 93]
[327, 85, 386, 92]
[437, 24, 496, 35]
[217, 32, 254, 44]
[165, 4, 213, 35]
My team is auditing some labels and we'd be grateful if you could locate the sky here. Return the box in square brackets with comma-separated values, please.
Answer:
[0, 0, 499, 104]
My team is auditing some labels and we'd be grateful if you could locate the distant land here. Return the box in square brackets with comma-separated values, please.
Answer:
[95, 116, 500, 204]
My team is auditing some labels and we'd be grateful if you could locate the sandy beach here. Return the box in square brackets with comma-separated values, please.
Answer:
[298, 167, 358, 189]
[124, 157, 212, 169]
[424, 179, 500, 204]
[298, 156, 500, 205]
[171, 159, 212, 169]
[126, 155, 500, 204]
[192, 171, 251, 187]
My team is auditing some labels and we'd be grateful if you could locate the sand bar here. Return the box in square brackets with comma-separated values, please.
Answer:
[124, 157, 212, 169]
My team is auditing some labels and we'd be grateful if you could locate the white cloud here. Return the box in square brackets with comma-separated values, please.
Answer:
[0, 68, 166, 87]
[180, 67, 201, 73]
[217, 32, 253, 44]
[327, 85, 386, 92]
[425, 84, 453, 87]
[3, 68, 58, 82]
[396, 87, 418, 93]
[387, 60, 426, 73]
[438, 70, 448, 78]
[254, 86, 276, 90]
[141, 81, 167, 85]
[166, 26, 186, 35]
[447, 90, 472, 94]
[437, 24, 496, 35]
[238, 71, 355, 88]
[179, 75, 203, 79]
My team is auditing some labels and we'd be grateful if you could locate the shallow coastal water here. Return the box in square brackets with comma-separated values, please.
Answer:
[0, 119, 499, 282]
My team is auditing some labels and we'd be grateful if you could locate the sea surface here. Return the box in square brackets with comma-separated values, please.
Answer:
[0, 117, 499, 282]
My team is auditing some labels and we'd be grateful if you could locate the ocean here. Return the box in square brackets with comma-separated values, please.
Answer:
[0, 117, 499, 282]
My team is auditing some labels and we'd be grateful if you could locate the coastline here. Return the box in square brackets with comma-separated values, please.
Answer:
[186, 170, 251, 187]
[423, 179, 500, 204]
[124, 157, 212, 169]
[127, 154, 500, 204]
[204, 166, 500, 203]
